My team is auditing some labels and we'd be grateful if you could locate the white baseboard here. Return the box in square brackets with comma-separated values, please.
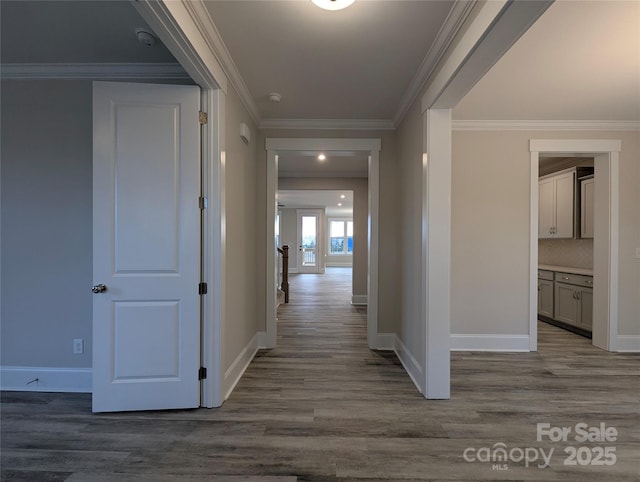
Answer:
[351, 295, 368, 305]
[0, 366, 92, 393]
[450, 334, 531, 352]
[616, 335, 640, 352]
[393, 336, 423, 394]
[223, 331, 265, 400]
[376, 333, 396, 350]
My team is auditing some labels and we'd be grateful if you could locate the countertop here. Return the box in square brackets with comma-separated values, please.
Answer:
[538, 264, 594, 276]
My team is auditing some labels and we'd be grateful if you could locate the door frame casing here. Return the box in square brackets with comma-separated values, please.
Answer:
[265, 138, 381, 349]
[529, 139, 621, 352]
[133, 1, 228, 407]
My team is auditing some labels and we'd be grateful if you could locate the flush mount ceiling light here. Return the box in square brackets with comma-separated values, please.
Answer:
[311, 0, 355, 11]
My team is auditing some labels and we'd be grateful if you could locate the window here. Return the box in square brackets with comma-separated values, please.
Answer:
[329, 219, 353, 254]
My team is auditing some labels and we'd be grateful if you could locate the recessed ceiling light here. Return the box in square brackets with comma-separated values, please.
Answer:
[311, 0, 355, 11]
[340, 194, 346, 199]
[318, 153, 326, 161]
[338, 203, 343, 207]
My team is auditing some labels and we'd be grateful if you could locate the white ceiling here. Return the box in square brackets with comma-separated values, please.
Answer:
[204, 0, 456, 121]
[454, 0, 640, 121]
[277, 189, 353, 217]
[3, 1, 636, 124]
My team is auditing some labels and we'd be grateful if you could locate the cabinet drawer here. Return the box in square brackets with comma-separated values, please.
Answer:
[555, 272, 593, 288]
[538, 270, 554, 281]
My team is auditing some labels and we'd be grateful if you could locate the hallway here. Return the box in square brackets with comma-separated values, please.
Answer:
[1, 268, 638, 480]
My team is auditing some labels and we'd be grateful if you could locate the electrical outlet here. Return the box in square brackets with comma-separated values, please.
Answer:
[73, 338, 84, 354]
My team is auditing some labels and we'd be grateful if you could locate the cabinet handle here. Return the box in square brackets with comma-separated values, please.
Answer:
[576, 292, 581, 300]
[562, 276, 570, 280]
[586, 280, 593, 284]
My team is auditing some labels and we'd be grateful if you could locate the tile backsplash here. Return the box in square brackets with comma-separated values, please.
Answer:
[538, 238, 593, 269]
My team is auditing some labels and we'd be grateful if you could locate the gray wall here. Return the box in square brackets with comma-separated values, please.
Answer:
[1, 80, 93, 368]
[223, 85, 261, 370]
[395, 99, 424, 358]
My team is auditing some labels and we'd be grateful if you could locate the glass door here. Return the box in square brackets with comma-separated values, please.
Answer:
[297, 210, 323, 273]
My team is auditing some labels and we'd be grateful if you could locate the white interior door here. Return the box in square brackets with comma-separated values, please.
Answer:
[297, 209, 323, 274]
[92, 81, 201, 412]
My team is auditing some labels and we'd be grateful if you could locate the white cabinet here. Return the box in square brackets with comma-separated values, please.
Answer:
[581, 177, 595, 239]
[539, 171, 575, 238]
[553, 272, 593, 332]
[537, 270, 554, 318]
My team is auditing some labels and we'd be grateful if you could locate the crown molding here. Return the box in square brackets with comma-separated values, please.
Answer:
[260, 118, 395, 131]
[452, 120, 640, 131]
[181, 1, 262, 125]
[392, 1, 477, 127]
[0, 63, 190, 80]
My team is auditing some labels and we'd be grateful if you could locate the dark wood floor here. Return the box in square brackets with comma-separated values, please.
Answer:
[2, 267, 638, 481]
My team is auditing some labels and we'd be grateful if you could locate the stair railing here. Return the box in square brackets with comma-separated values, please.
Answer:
[277, 245, 290, 303]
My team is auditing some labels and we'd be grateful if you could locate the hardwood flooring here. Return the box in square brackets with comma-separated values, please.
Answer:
[2, 267, 638, 481]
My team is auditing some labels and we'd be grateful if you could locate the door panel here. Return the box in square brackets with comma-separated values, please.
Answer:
[92, 81, 200, 413]
[297, 210, 323, 274]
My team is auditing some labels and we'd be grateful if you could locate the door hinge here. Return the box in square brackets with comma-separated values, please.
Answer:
[198, 366, 207, 380]
[199, 196, 208, 210]
[198, 282, 208, 295]
[199, 111, 208, 125]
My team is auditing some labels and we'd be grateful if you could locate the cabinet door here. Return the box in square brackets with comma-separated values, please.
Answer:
[581, 178, 595, 239]
[538, 279, 554, 318]
[554, 171, 575, 238]
[538, 178, 555, 238]
[554, 282, 579, 327]
[578, 288, 593, 330]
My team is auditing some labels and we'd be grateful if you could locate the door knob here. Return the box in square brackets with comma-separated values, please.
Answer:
[91, 284, 108, 294]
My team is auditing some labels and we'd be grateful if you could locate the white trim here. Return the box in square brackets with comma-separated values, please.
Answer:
[453, 120, 640, 131]
[422, 109, 452, 399]
[133, 1, 227, 91]
[201, 89, 226, 408]
[422, 0, 552, 111]
[351, 295, 368, 305]
[393, 1, 475, 126]
[180, 1, 261, 124]
[223, 332, 266, 400]
[326, 261, 353, 268]
[450, 335, 531, 352]
[260, 118, 395, 131]
[529, 139, 621, 353]
[393, 336, 423, 394]
[0, 63, 190, 80]
[615, 336, 640, 352]
[134, 0, 228, 408]
[376, 333, 396, 351]
[1, 366, 92, 393]
[529, 150, 539, 351]
[530, 139, 622, 154]
[367, 151, 380, 350]
[266, 138, 382, 152]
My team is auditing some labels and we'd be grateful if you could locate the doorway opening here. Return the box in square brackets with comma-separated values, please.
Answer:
[529, 139, 621, 352]
[265, 138, 381, 349]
